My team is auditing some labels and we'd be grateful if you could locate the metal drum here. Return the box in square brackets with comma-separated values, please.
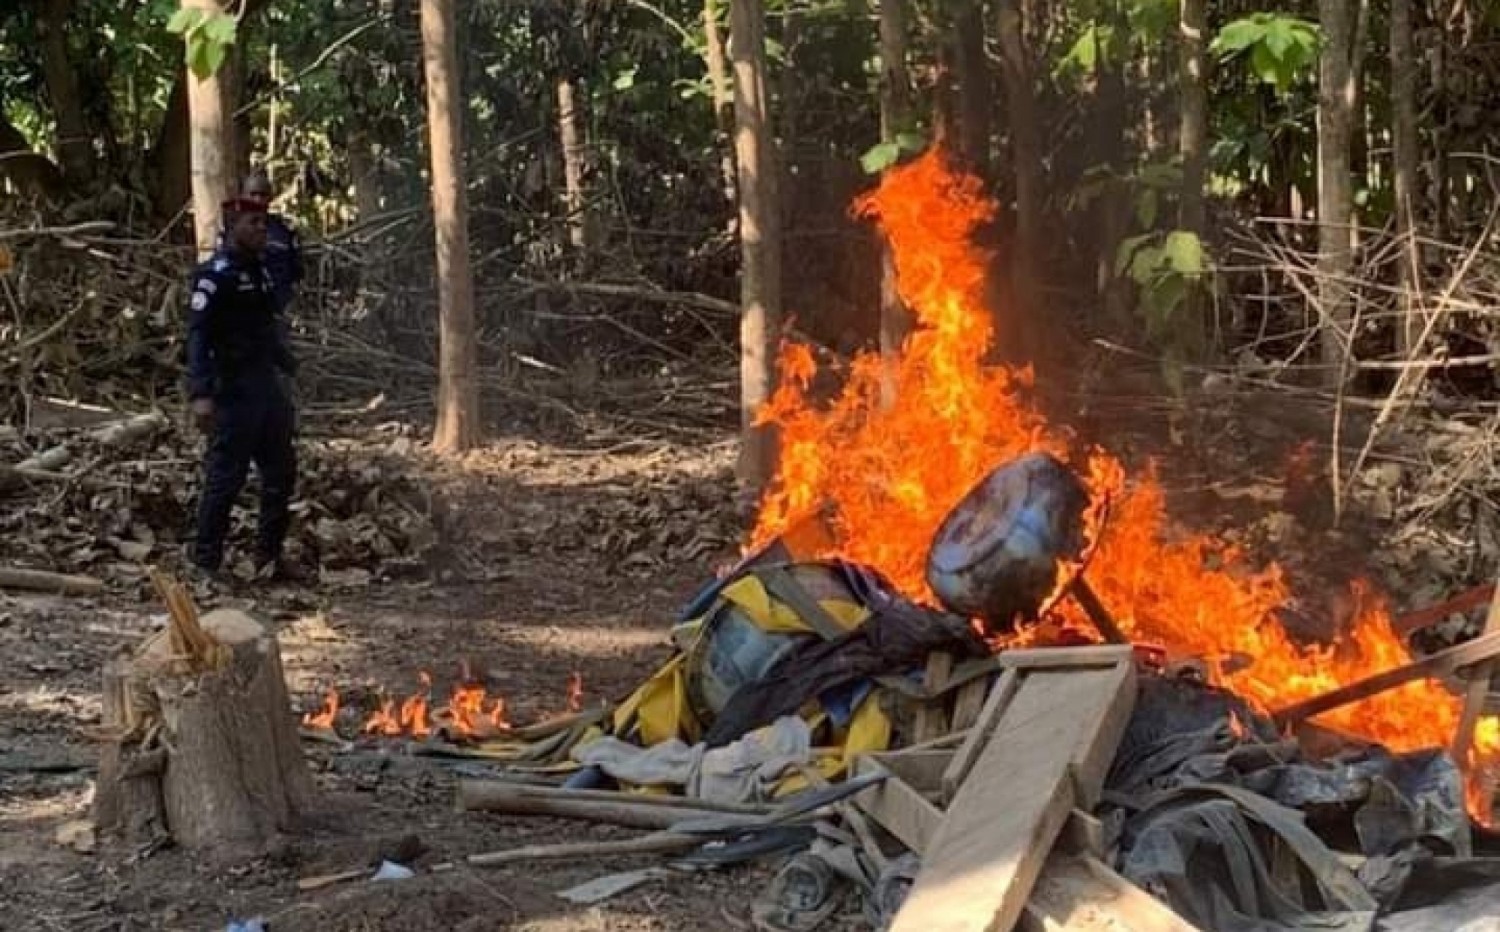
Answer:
[925, 452, 1090, 630]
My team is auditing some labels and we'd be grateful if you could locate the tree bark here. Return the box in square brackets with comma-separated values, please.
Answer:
[996, 0, 1043, 336]
[730, 0, 782, 499]
[954, 0, 989, 174]
[38, 0, 92, 185]
[1178, 0, 1208, 238]
[421, 0, 481, 453]
[702, 0, 736, 200]
[556, 75, 593, 254]
[1317, 0, 1358, 385]
[1390, 0, 1420, 355]
[150, 71, 192, 223]
[878, 0, 912, 407]
[182, 0, 231, 259]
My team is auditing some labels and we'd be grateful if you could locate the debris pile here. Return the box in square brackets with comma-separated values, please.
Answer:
[0, 407, 440, 587]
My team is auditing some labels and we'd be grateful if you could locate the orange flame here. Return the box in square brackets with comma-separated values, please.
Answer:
[750, 148, 1499, 822]
[302, 687, 340, 730]
[361, 668, 511, 740]
[567, 671, 584, 713]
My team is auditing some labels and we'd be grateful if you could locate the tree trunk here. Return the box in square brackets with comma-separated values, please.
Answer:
[182, 0, 231, 259]
[730, 0, 782, 500]
[221, 37, 250, 183]
[556, 75, 593, 255]
[1390, 0, 1420, 355]
[878, 0, 912, 407]
[38, 0, 92, 185]
[1317, 0, 1358, 385]
[954, 0, 989, 174]
[1349, 0, 1370, 193]
[702, 0, 736, 200]
[1091, 4, 1130, 327]
[421, 0, 481, 453]
[1178, 0, 1210, 355]
[150, 71, 192, 223]
[1428, 28, 1448, 240]
[93, 608, 315, 856]
[996, 0, 1043, 338]
[1178, 0, 1208, 238]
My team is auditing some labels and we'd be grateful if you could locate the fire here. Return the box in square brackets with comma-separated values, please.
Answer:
[302, 687, 340, 730]
[750, 148, 1500, 821]
[358, 669, 511, 739]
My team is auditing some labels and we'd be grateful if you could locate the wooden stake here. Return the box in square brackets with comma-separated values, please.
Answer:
[0, 566, 104, 596]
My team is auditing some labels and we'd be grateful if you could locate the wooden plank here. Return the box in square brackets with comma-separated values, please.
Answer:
[950, 678, 990, 732]
[1451, 575, 1500, 768]
[851, 757, 944, 856]
[1056, 809, 1105, 858]
[890, 665, 1137, 932]
[1067, 660, 1137, 808]
[912, 651, 956, 743]
[941, 668, 1020, 802]
[1000, 645, 1136, 670]
[1272, 629, 1500, 725]
[1021, 853, 1203, 932]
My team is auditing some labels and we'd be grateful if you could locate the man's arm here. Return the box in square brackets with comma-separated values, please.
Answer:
[185, 272, 220, 400]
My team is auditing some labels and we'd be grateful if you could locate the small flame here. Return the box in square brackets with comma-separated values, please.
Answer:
[567, 671, 584, 712]
[362, 667, 510, 740]
[302, 687, 340, 730]
[1228, 711, 1247, 741]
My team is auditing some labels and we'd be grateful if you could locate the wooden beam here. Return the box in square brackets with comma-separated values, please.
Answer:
[912, 651, 955, 743]
[1272, 629, 1500, 726]
[1451, 576, 1500, 776]
[889, 661, 1137, 932]
[1022, 853, 1204, 932]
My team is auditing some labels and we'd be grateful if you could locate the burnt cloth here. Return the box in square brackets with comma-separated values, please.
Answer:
[702, 596, 986, 748]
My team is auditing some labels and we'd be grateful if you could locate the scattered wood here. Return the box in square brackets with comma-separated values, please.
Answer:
[0, 566, 104, 596]
[1272, 629, 1500, 726]
[1393, 581, 1496, 635]
[93, 574, 315, 855]
[456, 781, 768, 830]
[911, 651, 955, 743]
[941, 668, 1020, 802]
[466, 829, 706, 867]
[456, 781, 768, 815]
[297, 868, 367, 892]
[853, 752, 947, 856]
[889, 650, 1138, 932]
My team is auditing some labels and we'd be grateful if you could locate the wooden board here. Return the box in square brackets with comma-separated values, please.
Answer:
[941, 668, 1020, 802]
[889, 661, 1137, 932]
[999, 645, 1136, 670]
[1021, 853, 1204, 932]
[912, 652, 956, 743]
[852, 757, 946, 855]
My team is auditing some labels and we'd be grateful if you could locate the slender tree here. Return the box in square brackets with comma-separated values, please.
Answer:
[1390, 0, 1421, 354]
[182, 0, 231, 258]
[420, 0, 480, 453]
[556, 74, 593, 254]
[878, 0, 911, 407]
[1178, 0, 1208, 239]
[996, 0, 1042, 343]
[729, 0, 782, 499]
[702, 0, 736, 200]
[1317, 0, 1359, 384]
[38, 0, 92, 185]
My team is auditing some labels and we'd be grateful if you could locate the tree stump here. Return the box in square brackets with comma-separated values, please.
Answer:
[93, 580, 314, 856]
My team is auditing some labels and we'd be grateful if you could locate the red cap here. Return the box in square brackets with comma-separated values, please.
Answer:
[221, 196, 267, 215]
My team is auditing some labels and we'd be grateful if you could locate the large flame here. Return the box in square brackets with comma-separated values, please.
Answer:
[751, 148, 1500, 820]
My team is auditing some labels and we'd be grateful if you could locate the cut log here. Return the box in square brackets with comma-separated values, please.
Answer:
[889, 655, 1137, 932]
[93, 584, 314, 857]
[0, 566, 104, 596]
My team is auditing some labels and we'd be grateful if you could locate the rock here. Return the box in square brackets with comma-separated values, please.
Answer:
[55, 819, 96, 853]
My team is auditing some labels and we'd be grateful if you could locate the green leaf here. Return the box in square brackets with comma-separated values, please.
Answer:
[613, 66, 637, 91]
[1210, 18, 1265, 57]
[1263, 19, 1294, 58]
[1136, 188, 1159, 229]
[1163, 230, 1206, 276]
[166, 8, 205, 35]
[1129, 244, 1162, 285]
[1115, 234, 1154, 278]
[894, 130, 926, 154]
[187, 37, 226, 79]
[860, 141, 901, 175]
[202, 12, 237, 46]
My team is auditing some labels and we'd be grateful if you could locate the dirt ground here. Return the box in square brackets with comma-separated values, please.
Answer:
[0, 367, 1416, 932]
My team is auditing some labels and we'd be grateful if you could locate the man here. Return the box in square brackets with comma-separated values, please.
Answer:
[186, 196, 300, 583]
[241, 170, 303, 314]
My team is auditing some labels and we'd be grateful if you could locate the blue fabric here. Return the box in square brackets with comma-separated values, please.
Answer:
[817, 677, 874, 729]
[185, 249, 296, 401]
[193, 380, 296, 570]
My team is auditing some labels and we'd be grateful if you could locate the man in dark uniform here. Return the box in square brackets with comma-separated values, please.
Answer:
[186, 196, 300, 582]
[240, 170, 302, 314]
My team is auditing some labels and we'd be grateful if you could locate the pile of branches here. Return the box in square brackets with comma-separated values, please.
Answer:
[0, 409, 442, 587]
[1220, 211, 1500, 607]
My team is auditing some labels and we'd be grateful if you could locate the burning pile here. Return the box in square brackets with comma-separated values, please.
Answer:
[749, 150, 1500, 814]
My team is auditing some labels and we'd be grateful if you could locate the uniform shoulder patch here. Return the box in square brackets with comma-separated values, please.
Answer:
[196, 277, 218, 294]
[211, 257, 231, 272]
[190, 290, 210, 311]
